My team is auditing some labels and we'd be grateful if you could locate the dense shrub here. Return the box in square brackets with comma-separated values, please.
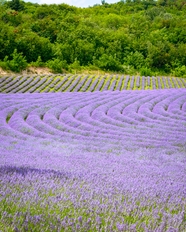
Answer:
[1, 49, 27, 72]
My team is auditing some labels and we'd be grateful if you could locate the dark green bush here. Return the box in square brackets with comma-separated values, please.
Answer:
[1, 49, 27, 72]
[46, 58, 68, 73]
[172, 65, 186, 78]
[140, 67, 153, 77]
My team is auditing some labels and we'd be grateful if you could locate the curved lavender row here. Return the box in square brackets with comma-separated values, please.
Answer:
[137, 95, 186, 129]
[1, 89, 185, 150]
[0, 106, 30, 140]
[108, 93, 186, 133]
[90, 94, 186, 145]
[36, 92, 137, 143]
[0, 92, 162, 146]
[168, 96, 186, 119]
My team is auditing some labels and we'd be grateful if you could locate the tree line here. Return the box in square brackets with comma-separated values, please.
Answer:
[0, 0, 186, 77]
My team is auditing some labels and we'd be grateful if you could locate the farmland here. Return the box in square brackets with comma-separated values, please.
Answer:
[0, 74, 186, 231]
[0, 74, 186, 93]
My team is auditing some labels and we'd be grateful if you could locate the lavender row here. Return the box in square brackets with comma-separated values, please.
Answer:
[96, 76, 106, 91]
[34, 75, 54, 93]
[109, 79, 117, 91]
[136, 76, 140, 88]
[0, 76, 14, 89]
[53, 75, 69, 92]
[65, 75, 82, 92]
[79, 76, 93, 92]
[115, 75, 124, 90]
[73, 75, 88, 92]
[59, 75, 76, 92]
[88, 76, 100, 91]
[16, 76, 35, 93]
[101, 76, 111, 91]
[123, 75, 130, 90]
[15, 75, 39, 93]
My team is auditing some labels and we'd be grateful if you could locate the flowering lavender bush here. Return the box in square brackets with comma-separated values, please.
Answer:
[0, 89, 186, 231]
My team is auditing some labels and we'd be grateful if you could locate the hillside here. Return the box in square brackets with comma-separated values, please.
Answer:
[0, 0, 186, 77]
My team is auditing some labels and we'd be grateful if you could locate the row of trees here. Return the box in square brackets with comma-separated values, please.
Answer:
[0, 0, 186, 77]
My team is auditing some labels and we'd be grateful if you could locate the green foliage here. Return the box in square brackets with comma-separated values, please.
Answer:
[0, 0, 6, 5]
[172, 66, 186, 78]
[95, 54, 123, 72]
[2, 49, 27, 72]
[140, 67, 153, 76]
[145, 7, 165, 20]
[2, 10, 22, 27]
[69, 58, 81, 70]
[46, 58, 68, 73]
[15, 32, 53, 63]
[124, 52, 146, 70]
[8, 0, 24, 11]
[30, 56, 44, 67]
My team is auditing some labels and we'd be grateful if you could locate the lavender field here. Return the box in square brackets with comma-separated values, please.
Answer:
[0, 78, 186, 231]
[0, 74, 186, 93]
